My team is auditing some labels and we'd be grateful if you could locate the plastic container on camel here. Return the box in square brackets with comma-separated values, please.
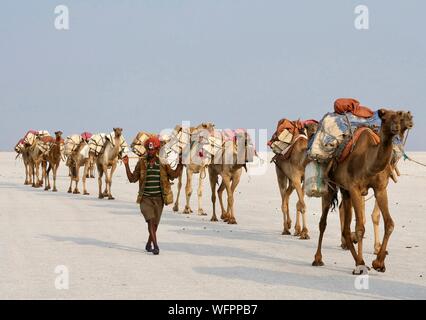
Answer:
[304, 161, 328, 198]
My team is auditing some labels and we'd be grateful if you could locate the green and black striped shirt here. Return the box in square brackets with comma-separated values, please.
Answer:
[143, 160, 162, 197]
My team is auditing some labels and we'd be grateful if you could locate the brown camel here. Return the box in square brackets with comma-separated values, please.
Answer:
[312, 109, 403, 274]
[173, 122, 215, 215]
[208, 130, 255, 224]
[273, 121, 319, 239]
[96, 128, 124, 200]
[43, 131, 64, 192]
[67, 140, 92, 195]
[14, 139, 33, 185]
[339, 111, 414, 254]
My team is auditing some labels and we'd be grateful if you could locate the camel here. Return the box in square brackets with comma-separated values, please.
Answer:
[29, 136, 48, 188]
[42, 131, 64, 192]
[312, 109, 403, 274]
[173, 122, 215, 215]
[208, 130, 255, 224]
[67, 140, 92, 195]
[273, 121, 319, 239]
[14, 140, 33, 185]
[96, 128, 123, 200]
[339, 111, 414, 254]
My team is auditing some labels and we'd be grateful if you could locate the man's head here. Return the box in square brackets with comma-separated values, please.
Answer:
[145, 136, 161, 158]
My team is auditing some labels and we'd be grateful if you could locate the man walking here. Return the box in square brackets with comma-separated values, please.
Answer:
[122, 136, 183, 255]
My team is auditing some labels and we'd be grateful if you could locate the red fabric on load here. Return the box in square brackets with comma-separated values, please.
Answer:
[40, 136, 55, 143]
[144, 136, 161, 149]
[338, 127, 380, 163]
[300, 119, 319, 126]
[334, 98, 374, 118]
[81, 132, 93, 140]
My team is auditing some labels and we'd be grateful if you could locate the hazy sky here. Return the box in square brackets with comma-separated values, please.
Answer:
[1, 0, 425, 150]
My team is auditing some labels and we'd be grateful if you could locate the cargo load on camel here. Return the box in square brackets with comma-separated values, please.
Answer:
[268, 119, 318, 158]
[88, 132, 129, 158]
[203, 129, 256, 164]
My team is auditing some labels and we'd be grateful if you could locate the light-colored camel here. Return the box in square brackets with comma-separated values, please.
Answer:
[67, 141, 92, 195]
[339, 111, 414, 254]
[173, 122, 215, 215]
[29, 136, 48, 188]
[312, 109, 403, 274]
[42, 131, 64, 192]
[208, 130, 254, 224]
[273, 122, 319, 239]
[14, 140, 33, 185]
[96, 128, 123, 200]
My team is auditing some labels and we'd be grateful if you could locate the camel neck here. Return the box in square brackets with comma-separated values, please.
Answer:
[367, 129, 394, 175]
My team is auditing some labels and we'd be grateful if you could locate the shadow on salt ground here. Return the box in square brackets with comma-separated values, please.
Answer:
[193, 266, 426, 300]
[41, 234, 145, 254]
[162, 213, 343, 253]
[159, 241, 332, 270]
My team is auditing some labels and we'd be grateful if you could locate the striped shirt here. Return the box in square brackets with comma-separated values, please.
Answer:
[143, 160, 162, 197]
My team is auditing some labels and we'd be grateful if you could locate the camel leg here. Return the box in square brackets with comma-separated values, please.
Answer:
[227, 172, 241, 225]
[372, 189, 394, 273]
[293, 178, 309, 240]
[24, 160, 29, 185]
[43, 162, 49, 191]
[282, 184, 294, 235]
[209, 171, 219, 222]
[52, 164, 58, 192]
[218, 181, 227, 220]
[97, 164, 104, 199]
[197, 171, 206, 215]
[349, 189, 367, 274]
[173, 170, 183, 212]
[339, 201, 357, 250]
[183, 169, 193, 213]
[275, 165, 292, 235]
[312, 190, 334, 266]
[102, 165, 109, 197]
[107, 163, 117, 200]
[82, 162, 90, 195]
[68, 166, 73, 193]
[73, 164, 81, 194]
[372, 200, 382, 254]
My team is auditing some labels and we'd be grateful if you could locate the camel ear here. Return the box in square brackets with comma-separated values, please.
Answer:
[378, 109, 387, 119]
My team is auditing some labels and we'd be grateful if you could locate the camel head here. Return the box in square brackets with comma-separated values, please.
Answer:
[378, 109, 402, 136]
[304, 122, 319, 139]
[54, 131, 63, 139]
[400, 111, 414, 131]
[113, 127, 123, 138]
[15, 140, 25, 153]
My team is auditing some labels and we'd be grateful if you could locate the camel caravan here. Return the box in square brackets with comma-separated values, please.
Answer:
[13, 98, 414, 274]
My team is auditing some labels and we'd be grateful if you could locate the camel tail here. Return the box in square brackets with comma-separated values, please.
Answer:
[330, 188, 339, 212]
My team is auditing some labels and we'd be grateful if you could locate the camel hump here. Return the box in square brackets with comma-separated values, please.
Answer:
[338, 127, 380, 163]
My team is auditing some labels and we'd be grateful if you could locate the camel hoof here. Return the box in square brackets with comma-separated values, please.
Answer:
[282, 229, 291, 235]
[198, 210, 207, 216]
[83, 192, 89, 195]
[227, 219, 237, 225]
[73, 190, 80, 194]
[44, 187, 49, 191]
[67, 189, 72, 193]
[299, 233, 310, 240]
[312, 260, 324, 267]
[172, 205, 179, 212]
[372, 260, 386, 273]
[352, 265, 369, 275]
[98, 195, 104, 199]
[293, 230, 301, 237]
[90, 175, 95, 178]
[183, 208, 191, 214]
[210, 217, 218, 222]
[52, 188, 58, 192]
[108, 196, 115, 200]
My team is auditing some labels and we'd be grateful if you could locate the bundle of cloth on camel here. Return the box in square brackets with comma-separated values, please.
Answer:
[307, 98, 382, 163]
[268, 119, 318, 157]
